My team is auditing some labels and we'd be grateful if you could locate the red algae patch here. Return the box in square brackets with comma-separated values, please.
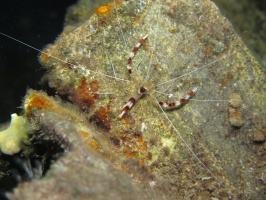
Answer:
[71, 79, 99, 110]
[25, 91, 57, 114]
[117, 133, 152, 165]
[92, 106, 111, 131]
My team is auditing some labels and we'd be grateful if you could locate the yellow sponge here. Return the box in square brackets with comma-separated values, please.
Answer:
[0, 113, 31, 155]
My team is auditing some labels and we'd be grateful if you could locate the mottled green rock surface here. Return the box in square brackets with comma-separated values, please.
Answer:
[8, 0, 266, 199]
[212, 0, 266, 67]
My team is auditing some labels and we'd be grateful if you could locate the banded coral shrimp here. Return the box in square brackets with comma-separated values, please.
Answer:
[0, 0, 265, 199]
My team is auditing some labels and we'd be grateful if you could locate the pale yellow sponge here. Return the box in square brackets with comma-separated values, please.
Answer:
[0, 113, 31, 155]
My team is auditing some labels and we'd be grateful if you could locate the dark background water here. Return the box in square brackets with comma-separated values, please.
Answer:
[0, 1, 78, 197]
[0, 0, 77, 123]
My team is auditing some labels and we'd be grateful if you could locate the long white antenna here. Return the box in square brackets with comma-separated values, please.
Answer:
[0, 32, 129, 82]
[156, 55, 228, 87]
[152, 95, 225, 187]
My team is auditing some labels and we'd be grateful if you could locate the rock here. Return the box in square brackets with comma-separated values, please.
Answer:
[229, 93, 241, 109]
[253, 130, 265, 142]
[229, 110, 243, 127]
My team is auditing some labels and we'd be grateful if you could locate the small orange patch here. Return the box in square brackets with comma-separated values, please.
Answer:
[78, 131, 103, 151]
[95, 5, 112, 16]
[78, 131, 89, 139]
[121, 165, 129, 171]
[220, 73, 234, 85]
[93, 106, 111, 131]
[95, 0, 124, 16]
[120, 133, 148, 161]
[40, 52, 49, 63]
[205, 46, 213, 54]
[25, 92, 57, 114]
[71, 79, 99, 110]
[119, 116, 130, 128]
[88, 137, 103, 151]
